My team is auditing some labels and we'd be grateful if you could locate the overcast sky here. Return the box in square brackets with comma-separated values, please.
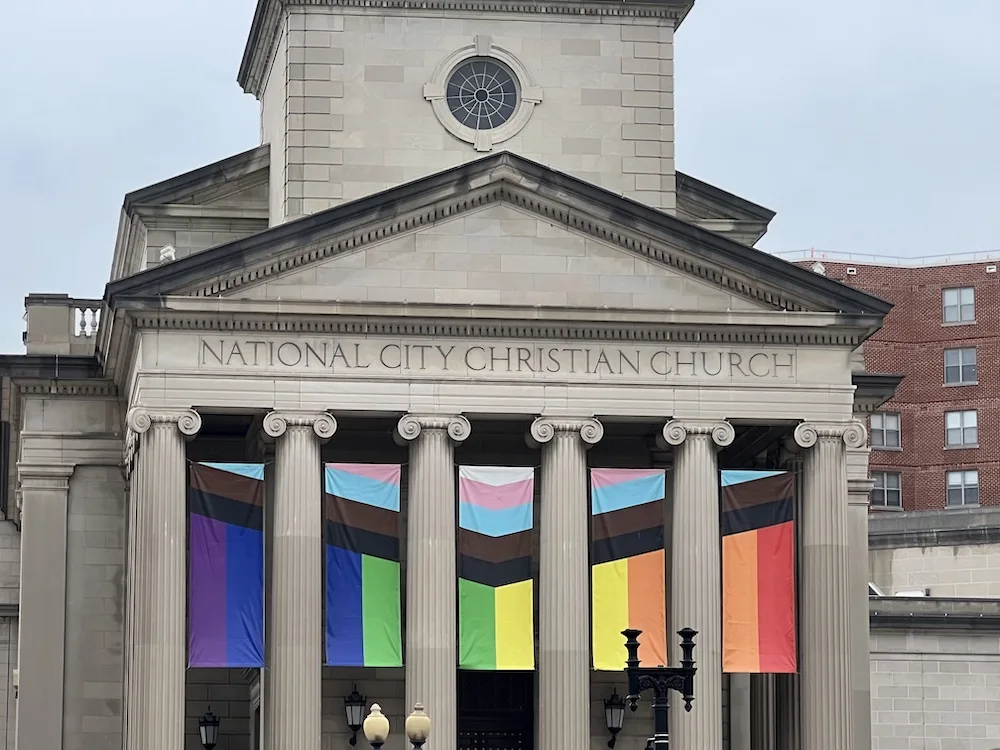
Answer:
[1, 0, 997, 353]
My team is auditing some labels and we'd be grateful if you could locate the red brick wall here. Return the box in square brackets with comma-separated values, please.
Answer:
[801, 260, 1000, 511]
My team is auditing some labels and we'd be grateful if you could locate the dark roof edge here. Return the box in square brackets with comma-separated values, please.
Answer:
[0, 355, 102, 380]
[122, 145, 270, 213]
[675, 171, 776, 223]
[105, 151, 894, 318]
[869, 505, 1000, 550]
[870, 596, 1000, 632]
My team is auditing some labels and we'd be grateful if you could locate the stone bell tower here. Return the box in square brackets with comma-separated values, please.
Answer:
[238, 0, 695, 225]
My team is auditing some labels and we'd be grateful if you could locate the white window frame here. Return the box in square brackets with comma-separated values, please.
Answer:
[871, 471, 902, 509]
[944, 347, 977, 385]
[945, 410, 978, 448]
[942, 286, 975, 324]
[870, 412, 901, 450]
[946, 469, 979, 507]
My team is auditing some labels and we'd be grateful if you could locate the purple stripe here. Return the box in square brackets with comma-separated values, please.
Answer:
[189, 513, 228, 667]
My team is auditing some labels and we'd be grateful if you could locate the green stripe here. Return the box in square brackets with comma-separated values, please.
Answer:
[459, 578, 496, 669]
[361, 555, 403, 667]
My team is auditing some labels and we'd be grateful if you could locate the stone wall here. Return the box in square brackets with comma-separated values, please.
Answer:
[186, 669, 253, 750]
[62, 465, 125, 749]
[870, 630, 1000, 750]
[869, 506, 1000, 597]
[264, 6, 677, 222]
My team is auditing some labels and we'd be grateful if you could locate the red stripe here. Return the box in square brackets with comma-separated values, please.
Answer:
[755, 521, 797, 673]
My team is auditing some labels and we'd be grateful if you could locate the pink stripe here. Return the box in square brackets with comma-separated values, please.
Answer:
[590, 468, 663, 489]
[459, 476, 533, 510]
[326, 463, 401, 486]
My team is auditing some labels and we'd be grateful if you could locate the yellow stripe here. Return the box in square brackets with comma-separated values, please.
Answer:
[592, 559, 630, 670]
[494, 580, 534, 670]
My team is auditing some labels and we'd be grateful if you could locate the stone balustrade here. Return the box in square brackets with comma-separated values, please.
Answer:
[23, 294, 102, 356]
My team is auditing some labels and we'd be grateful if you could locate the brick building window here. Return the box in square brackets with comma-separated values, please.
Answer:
[942, 287, 975, 323]
[945, 410, 978, 447]
[944, 347, 978, 385]
[871, 471, 902, 508]
[946, 469, 979, 507]
[870, 412, 901, 449]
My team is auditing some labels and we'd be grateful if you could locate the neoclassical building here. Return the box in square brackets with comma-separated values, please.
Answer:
[10, 1, 895, 749]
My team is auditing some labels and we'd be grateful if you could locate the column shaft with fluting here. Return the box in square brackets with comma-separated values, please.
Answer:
[263, 411, 337, 750]
[847, 446, 875, 750]
[662, 419, 734, 750]
[750, 674, 776, 750]
[794, 421, 866, 750]
[124, 407, 202, 750]
[530, 417, 604, 750]
[397, 414, 471, 750]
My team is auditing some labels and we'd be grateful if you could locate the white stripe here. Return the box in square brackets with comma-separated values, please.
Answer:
[459, 465, 535, 486]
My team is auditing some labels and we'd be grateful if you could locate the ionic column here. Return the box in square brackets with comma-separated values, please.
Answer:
[124, 407, 202, 750]
[793, 421, 867, 750]
[262, 410, 337, 750]
[396, 414, 472, 750]
[847, 446, 875, 750]
[775, 444, 804, 750]
[529, 417, 604, 750]
[661, 419, 734, 750]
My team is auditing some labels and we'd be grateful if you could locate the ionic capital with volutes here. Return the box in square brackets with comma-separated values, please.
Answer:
[396, 414, 472, 444]
[793, 420, 867, 450]
[263, 410, 337, 441]
[528, 416, 604, 447]
[661, 418, 735, 448]
[126, 407, 203, 438]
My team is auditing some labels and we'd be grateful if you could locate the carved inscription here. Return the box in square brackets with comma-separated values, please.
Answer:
[197, 338, 796, 380]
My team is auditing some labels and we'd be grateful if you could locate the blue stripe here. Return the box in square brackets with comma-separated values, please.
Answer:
[203, 462, 265, 481]
[325, 468, 400, 511]
[224, 524, 264, 667]
[459, 502, 532, 537]
[720, 470, 786, 487]
[325, 545, 364, 666]
[591, 474, 666, 515]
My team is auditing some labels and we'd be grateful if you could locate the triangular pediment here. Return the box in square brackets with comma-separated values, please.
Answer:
[229, 203, 767, 312]
[105, 153, 891, 320]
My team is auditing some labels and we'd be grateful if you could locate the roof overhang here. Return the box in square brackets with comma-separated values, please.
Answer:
[238, 0, 697, 97]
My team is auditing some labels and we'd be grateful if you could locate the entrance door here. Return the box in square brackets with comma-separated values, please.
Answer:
[457, 671, 534, 750]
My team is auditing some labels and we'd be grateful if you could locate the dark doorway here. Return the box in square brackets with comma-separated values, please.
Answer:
[457, 671, 534, 750]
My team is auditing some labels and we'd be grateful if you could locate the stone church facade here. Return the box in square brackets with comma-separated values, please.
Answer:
[7, 1, 898, 749]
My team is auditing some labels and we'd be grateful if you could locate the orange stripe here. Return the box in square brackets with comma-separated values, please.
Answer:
[627, 550, 667, 667]
[722, 530, 760, 672]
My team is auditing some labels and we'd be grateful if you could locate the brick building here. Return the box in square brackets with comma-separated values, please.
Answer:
[783, 250, 1000, 512]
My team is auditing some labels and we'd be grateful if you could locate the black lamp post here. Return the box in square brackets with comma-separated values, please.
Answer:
[344, 685, 367, 746]
[604, 688, 626, 748]
[198, 707, 221, 750]
[622, 627, 698, 750]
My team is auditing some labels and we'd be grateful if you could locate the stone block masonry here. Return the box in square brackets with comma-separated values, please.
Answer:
[266, 8, 678, 223]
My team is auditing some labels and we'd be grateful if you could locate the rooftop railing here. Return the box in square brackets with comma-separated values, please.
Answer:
[23, 294, 102, 357]
[772, 248, 1000, 268]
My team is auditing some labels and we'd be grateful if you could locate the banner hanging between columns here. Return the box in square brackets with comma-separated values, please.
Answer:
[720, 470, 798, 674]
[324, 463, 404, 667]
[458, 465, 536, 670]
[188, 462, 265, 668]
[590, 468, 667, 670]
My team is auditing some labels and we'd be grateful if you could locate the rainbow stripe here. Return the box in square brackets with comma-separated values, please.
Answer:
[458, 466, 535, 670]
[721, 470, 797, 674]
[188, 463, 265, 668]
[591, 468, 667, 670]
[324, 463, 403, 667]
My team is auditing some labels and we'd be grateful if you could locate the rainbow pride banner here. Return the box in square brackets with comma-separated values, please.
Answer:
[591, 468, 667, 671]
[721, 470, 797, 674]
[188, 462, 265, 668]
[324, 463, 403, 667]
[458, 466, 535, 671]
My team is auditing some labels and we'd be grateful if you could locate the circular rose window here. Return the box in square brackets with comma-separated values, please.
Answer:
[446, 58, 519, 131]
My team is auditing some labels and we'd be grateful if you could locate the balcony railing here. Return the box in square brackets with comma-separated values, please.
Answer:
[23, 294, 103, 357]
